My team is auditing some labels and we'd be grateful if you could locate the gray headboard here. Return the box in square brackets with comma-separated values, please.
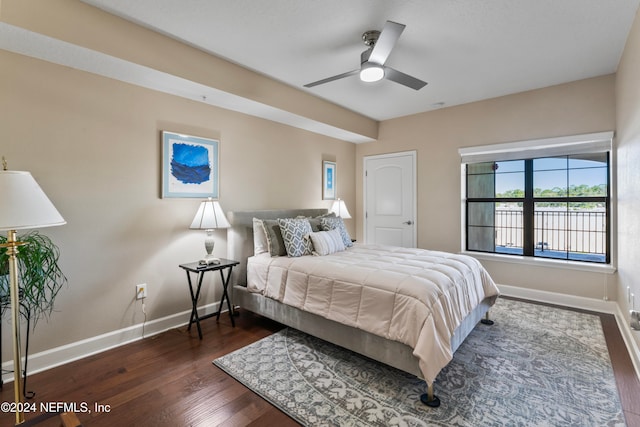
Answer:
[226, 209, 328, 286]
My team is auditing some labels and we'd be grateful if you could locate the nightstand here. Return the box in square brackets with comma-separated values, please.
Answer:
[179, 258, 240, 339]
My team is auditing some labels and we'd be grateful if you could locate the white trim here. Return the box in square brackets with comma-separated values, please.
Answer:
[1, 302, 222, 384]
[499, 284, 640, 381]
[458, 131, 614, 163]
[464, 251, 617, 274]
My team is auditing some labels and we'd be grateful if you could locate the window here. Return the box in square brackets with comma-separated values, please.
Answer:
[460, 132, 612, 264]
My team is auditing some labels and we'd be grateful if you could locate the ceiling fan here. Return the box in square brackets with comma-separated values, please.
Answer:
[304, 20, 427, 91]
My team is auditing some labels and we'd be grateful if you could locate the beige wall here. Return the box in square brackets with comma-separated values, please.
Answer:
[0, 49, 356, 357]
[0, 0, 377, 141]
[616, 6, 640, 351]
[2, 0, 638, 365]
[357, 75, 617, 299]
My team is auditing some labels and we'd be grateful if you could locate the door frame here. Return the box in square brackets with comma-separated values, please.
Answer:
[363, 150, 417, 246]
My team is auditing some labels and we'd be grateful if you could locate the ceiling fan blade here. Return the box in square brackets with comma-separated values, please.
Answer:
[383, 66, 427, 90]
[304, 69, 359, 88]
[368, 21, 405, 65]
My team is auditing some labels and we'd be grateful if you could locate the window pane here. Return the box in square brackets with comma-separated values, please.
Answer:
[533, 157, 567, 171]
[568, 153, 607, 168]
[467, 202, 494, 252]
[534, 203, 568, 260]
[467, 164, 495, 198]
[566, 202, 606, 262]
[468, 202, 494, 226]
[534, 169, 567, 197]
[568, 153, 608, 197]
[467, 162, 495, 175]
[533, 203, 606, 263]
[495, 205, 523, 255]
[495, 160, 524, 198]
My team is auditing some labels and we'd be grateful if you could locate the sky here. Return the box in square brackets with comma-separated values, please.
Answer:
[494, 158, 607, 194]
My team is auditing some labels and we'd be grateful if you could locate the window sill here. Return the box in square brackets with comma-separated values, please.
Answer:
[461, 251, 617, 274]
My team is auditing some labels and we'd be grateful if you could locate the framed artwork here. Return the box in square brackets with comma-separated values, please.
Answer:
[323, 161, 336, 200]
[162, 131, 219, 198]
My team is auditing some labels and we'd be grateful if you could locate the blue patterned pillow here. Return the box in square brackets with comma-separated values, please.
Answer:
[320, 217, 353, 247]
[277, 218, 313, 257]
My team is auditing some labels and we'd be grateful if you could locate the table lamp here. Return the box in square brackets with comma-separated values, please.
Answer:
[189, 198, 230, 265]
[330, 198, 351, 219]
[0, 165, 65, 425]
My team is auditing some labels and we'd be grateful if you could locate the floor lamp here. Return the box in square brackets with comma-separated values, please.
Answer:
[0, 168, 65, 425]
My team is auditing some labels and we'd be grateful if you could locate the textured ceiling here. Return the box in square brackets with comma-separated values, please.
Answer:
[80, 0, 639, 121]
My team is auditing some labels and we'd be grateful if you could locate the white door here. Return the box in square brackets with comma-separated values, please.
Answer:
[364, 151, 416, 247]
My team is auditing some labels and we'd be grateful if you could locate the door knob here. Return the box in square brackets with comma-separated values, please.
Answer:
[403, 220, 414, 225]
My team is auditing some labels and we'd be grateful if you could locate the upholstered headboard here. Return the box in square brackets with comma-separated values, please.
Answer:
[226, 209, 328, 286]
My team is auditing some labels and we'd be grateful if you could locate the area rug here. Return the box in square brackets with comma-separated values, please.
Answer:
[213, 298, 626, 426]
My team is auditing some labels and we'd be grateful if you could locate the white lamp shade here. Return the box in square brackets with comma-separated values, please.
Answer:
[190, 198, 230, 229]
[330, 199, 351, 219]
[0, 171, 66, 231]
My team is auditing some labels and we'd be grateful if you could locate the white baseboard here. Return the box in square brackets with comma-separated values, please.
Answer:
[2, 302, 221, 384]
[499, 284, 640, 381]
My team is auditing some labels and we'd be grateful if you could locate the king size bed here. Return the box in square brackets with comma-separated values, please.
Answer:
[226, 209, 500, 406]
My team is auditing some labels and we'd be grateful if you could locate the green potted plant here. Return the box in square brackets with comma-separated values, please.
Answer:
[0, 231, 67, 324]
[0, 230, 67, 396]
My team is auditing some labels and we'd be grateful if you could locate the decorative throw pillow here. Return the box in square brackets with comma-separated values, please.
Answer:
[252, 218, 268, 255]
[277, 218, 313, 257]
[261, 219, 287, 256]
[309, 229, 345, 256]
[307, 212, 336, 232]
[320, 216, 353, 248]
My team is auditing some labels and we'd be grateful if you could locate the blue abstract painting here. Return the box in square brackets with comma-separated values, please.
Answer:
[170, 143, 211, 184]
[162, 131, 219, 198]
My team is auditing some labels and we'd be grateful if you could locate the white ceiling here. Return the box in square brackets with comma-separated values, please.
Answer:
[80, 0, 639, 121]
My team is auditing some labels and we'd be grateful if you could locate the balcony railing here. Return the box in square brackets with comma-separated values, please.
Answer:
[494, 209, 606, 262]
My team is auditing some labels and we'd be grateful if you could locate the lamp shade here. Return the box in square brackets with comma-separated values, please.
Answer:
[330, 198, 351, 219]
[189, 198, 230, 230]
[0, 171, 66, 231]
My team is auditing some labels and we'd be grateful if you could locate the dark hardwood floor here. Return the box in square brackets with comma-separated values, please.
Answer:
[0, 299, 638, 426]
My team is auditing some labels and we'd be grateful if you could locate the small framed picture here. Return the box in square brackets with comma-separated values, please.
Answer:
[162, 131, 219, 198]
[323, 161, 336, 200]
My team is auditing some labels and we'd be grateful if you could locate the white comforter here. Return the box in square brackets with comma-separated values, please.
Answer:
[247, 244, 500, 385]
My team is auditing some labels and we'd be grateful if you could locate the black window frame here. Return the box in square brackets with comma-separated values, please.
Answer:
[464, 153, 610, 264]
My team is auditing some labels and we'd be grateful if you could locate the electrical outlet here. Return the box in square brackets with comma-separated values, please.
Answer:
[136, 283, 147, 300]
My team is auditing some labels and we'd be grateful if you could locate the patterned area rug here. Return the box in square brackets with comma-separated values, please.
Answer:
[213, 298, 626, 426]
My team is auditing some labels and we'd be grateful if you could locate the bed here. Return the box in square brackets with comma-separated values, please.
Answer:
[226, 209, 500, 406]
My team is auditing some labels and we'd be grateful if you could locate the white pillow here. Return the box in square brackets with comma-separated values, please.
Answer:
[320, 216, 353, 247]
[252, 218, 268, 255]
[309, 229, 346, 256]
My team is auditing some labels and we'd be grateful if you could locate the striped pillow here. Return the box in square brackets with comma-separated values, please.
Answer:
[320, 216, 353, 247]
[309, 229, 346, 256]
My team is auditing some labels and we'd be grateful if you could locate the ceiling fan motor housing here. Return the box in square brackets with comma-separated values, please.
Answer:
[362, 30, 380, 46]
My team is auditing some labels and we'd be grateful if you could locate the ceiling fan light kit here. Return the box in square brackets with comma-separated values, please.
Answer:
[359, 63, 384, 82]
[304, 20, 427, 90]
